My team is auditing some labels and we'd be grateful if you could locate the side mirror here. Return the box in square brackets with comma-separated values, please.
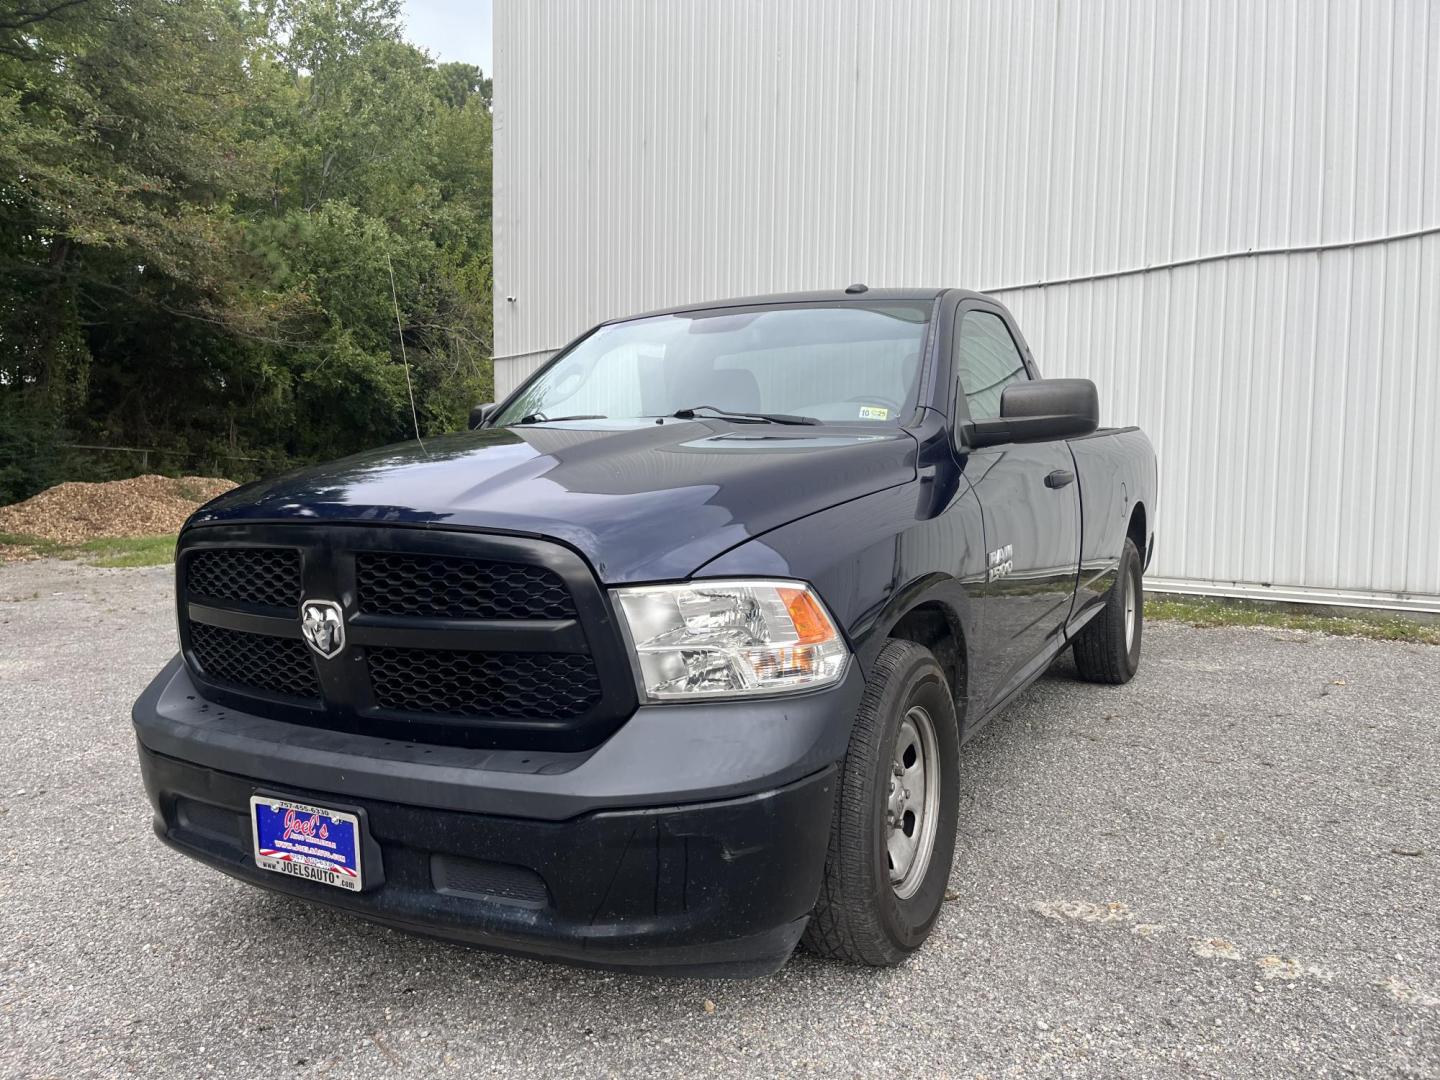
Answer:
[468, 402, 496, 430]
[963, 378, 1099, 449]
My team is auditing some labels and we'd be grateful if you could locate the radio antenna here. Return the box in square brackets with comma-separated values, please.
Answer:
[386, 252, 424, 450]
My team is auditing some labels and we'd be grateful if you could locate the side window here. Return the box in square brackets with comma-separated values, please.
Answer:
[955, 311, 1029, 420]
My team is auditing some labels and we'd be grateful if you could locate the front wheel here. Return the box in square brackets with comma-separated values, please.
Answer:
[1072, 537, 1144, 684]
[803, 639, 960, 966]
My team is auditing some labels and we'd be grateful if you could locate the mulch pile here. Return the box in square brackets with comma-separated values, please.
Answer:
[0, 475, 237, 547]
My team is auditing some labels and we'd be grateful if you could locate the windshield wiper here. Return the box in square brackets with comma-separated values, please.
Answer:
[671, 405, 819, 426]
[513, 412, 607, 425]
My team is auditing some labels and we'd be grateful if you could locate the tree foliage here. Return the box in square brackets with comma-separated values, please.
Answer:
[0, 0, 493, 501]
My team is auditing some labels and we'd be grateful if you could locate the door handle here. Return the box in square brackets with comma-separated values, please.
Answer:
[1045, 469, 1075, 489]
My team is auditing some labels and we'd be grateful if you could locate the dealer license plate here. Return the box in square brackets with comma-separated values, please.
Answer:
[250, 796, 363, 891]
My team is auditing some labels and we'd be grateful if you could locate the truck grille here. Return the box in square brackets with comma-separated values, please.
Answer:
[176, 525, 636, 750]
[186, 547, 301, 609]
[367, 647, 601, 719]
[355, 552, 575, 619]
[189, 622, 321, 701]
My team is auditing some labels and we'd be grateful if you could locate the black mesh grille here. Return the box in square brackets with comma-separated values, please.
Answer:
[189, 622, 320, 700]
[356, 553, 575, 620]
[177, 525, 634, 751]
[367, 647, 601, 719]
[431, 855, 550, 905]
[187, 548, 301, 610]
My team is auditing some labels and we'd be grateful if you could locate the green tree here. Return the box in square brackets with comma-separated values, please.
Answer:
[1, 0, 257, 430]
[436, 61, 492, 110]
[0, 0, 494, 503]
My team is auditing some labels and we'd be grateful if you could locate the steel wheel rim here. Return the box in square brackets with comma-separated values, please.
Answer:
[1123, 570, 1138, 652]
[887, 705, 941, 899]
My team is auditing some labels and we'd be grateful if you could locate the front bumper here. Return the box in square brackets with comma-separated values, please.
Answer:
[133, 658, 862, 976]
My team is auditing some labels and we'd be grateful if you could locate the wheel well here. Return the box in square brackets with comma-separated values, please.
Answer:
[888, 602, 966, 711]
[1128, 502, 1148, 565]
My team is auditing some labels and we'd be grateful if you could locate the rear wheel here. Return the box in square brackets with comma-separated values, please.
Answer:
[803, 639, 960, 966]
[1072, 537, 1143, 684]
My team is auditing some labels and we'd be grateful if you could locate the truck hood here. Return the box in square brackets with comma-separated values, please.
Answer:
[190, 419, 918, 583]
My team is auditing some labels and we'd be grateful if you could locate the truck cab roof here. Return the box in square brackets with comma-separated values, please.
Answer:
[615, 287, 986, 324]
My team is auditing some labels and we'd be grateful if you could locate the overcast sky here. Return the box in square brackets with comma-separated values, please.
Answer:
[401, 0, 493, 74]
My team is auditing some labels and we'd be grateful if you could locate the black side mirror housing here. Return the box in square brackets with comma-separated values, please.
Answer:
[963, 378, 1099, 449]
[468, 402, 496, 430]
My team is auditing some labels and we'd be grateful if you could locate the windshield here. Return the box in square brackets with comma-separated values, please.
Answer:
[493, 301, 932, 426]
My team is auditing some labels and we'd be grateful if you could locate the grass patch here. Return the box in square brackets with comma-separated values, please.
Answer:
[0, 531, 66, 558]
[74, 534, 178, 567]
[1146, 594, 1440, 646]
[0, 531, 177, 568]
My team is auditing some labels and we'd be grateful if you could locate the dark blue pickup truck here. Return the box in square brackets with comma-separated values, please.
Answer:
[133, 288, 1156, 976]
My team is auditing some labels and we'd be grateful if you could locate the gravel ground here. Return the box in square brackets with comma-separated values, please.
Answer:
[1, 560, 1436, 1079]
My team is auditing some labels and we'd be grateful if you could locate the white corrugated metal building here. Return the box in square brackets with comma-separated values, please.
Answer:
[493, 0, 1440, 611]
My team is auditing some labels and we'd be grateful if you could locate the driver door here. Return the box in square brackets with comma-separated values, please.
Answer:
[953, 302, 1082, 711]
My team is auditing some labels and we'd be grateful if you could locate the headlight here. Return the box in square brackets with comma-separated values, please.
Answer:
[612, 579, 848, 700]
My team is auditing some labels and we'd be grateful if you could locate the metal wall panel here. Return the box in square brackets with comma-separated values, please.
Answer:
[494, 0, 1440, 609]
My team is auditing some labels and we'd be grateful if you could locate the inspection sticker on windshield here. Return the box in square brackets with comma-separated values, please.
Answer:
[858, 405, 889, 420]
[250, 796, 362, 891]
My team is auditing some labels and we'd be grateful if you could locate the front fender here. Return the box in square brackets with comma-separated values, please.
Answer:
[695, 480, 986, 698]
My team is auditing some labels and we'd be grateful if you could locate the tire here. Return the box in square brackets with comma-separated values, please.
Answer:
[1072, 537, 1143, 684]
[803, 639, 960, 966]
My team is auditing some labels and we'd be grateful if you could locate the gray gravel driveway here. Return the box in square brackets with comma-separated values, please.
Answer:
[1, 559, 1436, 1078]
